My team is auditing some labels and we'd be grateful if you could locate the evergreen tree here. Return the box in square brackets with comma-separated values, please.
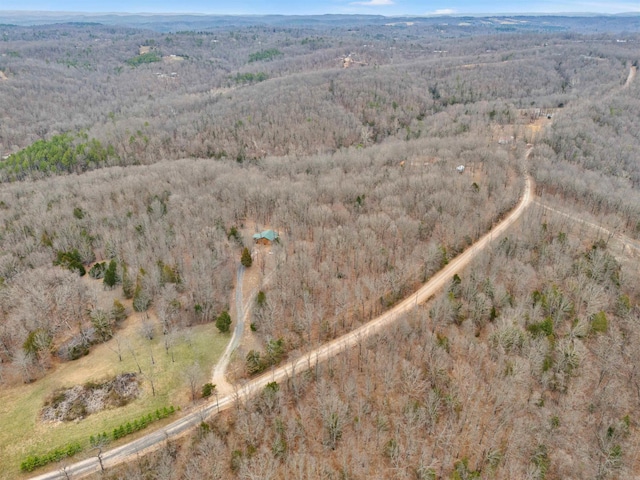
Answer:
[216, 311, 232, 333]
[103, 259, 118, 288]
[241, 247, 252, 267]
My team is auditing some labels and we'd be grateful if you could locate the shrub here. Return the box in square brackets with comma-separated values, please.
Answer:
[90, 309, 114, 342]
[121, 263, 134, 298]
[616, 294, 631, 316]
[451, 458, 480, 480]
[89, 432, 110, 448]
[227, 225, 242, 243]
[531, 444, 550, 478]
[64, 399, 87, 421]
[73, 207, 85, 219]
[20, 442, 82, 472]
[264, 381, 279, 394]
[202, 383, 215, 398]
[158, 261, 181, 285]
[248, 48, 283, 63]
[246, 350, 265, 375]
[111, 299, 127, 322]
[108, 406, 176, 440]
[57, 335, 90, 361]
[233, 72, 268, 84]
[89, 261, 106, 279]
[591, 311, 608, 334]
[527, 317, 554, 338]
[230, 449, 243, 472]
[40, 230, 54, 247]
[266, 338, 284, 364]
[23, 328, 51, 356]
[54, 249, 86, 276]
[126, 52, 161, 67]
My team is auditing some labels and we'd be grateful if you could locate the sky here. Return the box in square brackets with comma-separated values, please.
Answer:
[1, 0, 640, 16]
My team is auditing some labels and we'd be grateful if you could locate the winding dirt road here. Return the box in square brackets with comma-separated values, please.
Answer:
[211, 264, 246, 395]
[30, 176, 532, 480]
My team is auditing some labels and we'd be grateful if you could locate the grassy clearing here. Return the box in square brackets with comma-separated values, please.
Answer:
[0, 315, 229, 479]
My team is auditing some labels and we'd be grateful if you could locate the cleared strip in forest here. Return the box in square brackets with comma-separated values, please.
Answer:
[29, 176, 532, 480]
[535, 200, 640, 254]
[624, 65, 637, 89]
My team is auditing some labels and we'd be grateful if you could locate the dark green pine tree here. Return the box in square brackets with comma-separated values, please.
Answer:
[103, 259, 118, 289]
[216, 311, 232, 333]
[241, 247, 252, 267]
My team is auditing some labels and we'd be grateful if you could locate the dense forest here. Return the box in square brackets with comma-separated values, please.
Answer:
[0, 13, 638, 479]
[105, 207, 640, 480]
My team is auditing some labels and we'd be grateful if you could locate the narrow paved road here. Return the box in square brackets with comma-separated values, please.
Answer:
[30, 176, 532, 480]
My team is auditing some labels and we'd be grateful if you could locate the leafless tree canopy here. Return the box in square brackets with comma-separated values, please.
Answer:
[0, 13, 639, 479]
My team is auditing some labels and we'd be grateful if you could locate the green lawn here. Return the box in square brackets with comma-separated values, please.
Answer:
[0, 319, 229, 479]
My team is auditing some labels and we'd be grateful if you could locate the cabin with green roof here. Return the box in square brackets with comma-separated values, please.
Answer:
[253, 229, 279, 245]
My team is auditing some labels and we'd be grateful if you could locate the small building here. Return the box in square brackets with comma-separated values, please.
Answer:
[253, 230, 279, 245]
[456, 165, 465, 174]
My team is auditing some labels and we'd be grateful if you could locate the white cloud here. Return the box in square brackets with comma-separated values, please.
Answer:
[350, 0, 394, 6]
[429, 8, 457, 15]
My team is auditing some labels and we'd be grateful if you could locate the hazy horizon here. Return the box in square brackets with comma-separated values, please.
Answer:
[1, 1, 640, 16]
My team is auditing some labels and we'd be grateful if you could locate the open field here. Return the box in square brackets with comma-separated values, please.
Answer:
[0, 311, 228, 479]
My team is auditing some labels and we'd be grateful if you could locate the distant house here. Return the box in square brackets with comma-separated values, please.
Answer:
[253, 229, 279, 245]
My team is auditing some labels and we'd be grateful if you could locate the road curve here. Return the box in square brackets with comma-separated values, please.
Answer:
[30, 176, 532, 480]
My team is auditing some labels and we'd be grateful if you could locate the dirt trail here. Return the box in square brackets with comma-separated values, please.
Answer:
[211, 265, 245, 396]
[624, 65, 637, 88]
[535, 200, 640, 254]
[211, 252, 275, 395]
